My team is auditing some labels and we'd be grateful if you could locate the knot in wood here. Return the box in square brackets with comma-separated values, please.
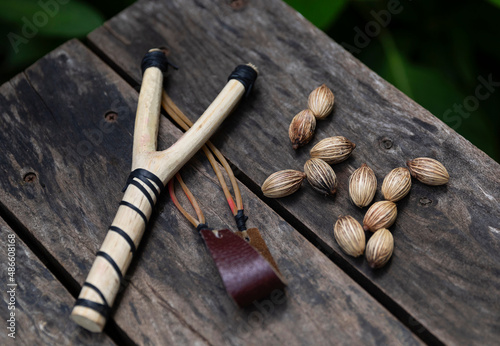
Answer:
[380, 138, 393, 149]
[419, 197, 432, 206]
[229, 0, 247, 10]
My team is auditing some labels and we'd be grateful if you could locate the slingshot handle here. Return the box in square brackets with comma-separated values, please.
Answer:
[71, 56, 258, 332]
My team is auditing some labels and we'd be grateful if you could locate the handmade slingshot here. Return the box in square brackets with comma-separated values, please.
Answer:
[71, 49, 285, 333]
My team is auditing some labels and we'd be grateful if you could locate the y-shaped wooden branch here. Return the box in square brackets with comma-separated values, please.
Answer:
[71, 49, 257, 332]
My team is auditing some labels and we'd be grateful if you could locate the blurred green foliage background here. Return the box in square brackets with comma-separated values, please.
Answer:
[1, 0, 499, 161]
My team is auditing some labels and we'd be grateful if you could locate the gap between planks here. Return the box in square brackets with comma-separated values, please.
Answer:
[79, 37, 443, 345]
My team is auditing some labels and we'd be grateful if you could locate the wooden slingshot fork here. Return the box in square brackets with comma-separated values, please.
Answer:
[71, 48, 258, 332]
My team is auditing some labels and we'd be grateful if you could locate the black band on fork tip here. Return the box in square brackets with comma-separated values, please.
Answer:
[228, 64, 258, 97]
[141, 50, 170, 75]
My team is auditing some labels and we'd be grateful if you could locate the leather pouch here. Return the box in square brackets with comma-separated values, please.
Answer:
[200, 228, 286, 307]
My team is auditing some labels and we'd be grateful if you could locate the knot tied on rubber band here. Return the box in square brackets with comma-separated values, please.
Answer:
[196, 223, 212, 232]
[234, 209, 248, 231]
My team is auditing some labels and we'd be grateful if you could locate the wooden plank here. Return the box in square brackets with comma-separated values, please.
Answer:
[87, 0, 500, 344]
[0, 39, 422, 345]
[0, 218, 114, 345]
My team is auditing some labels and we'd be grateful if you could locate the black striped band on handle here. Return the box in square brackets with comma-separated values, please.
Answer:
[132, 175, 160, 201]
[74, 299, 110, 319]
[109, 226, 137, 256]
[127, 180, 155, 209]
[96, 251, 123, 282]
[122, 168, 164, 211]
[139, 177, 160, 201]
[83, 282, 109, 307]
[131, 169, 164, 190]
[119, 201, 148, 227]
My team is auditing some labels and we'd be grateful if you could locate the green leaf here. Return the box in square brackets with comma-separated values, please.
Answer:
[285, 0, 348, 30]
[377, 38, 498, 160]
[0, 0, 41, 23]
[486, 0, 500, 8]
[0, 0, 104, 38]
[379, 33, 413, 98]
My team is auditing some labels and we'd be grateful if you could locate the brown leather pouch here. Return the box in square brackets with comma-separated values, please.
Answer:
[200, 228, 286, 307]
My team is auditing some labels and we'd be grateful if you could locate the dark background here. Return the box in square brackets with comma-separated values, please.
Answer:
[1, 0, 499, 161]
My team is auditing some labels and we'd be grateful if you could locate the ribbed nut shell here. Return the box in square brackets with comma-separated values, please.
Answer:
[310, 136, 356, 164]
[261, 170, 306, 198]
[365, 228, 394, 269]
[363, 201, 397, 232]
[304, 158, 337, 195]
[381, 167, 412, 202]
[308, 84, 335, 119]
[407, 157, 449, 186]
[289, 109, 316, 150]
[349, 164, 377, 208]
[334, 216, 366, 257]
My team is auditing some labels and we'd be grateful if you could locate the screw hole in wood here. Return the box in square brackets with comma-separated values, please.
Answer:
[23, 172, 37, 183]
[104, 111, 118, 123]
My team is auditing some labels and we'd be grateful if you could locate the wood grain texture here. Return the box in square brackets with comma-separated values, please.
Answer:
[87, 0, 500, 344]
[0, 40, 421, 345]
[0, 218, 114, 345]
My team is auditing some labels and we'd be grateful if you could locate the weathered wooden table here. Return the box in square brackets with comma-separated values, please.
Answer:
[1, 0, 499, 345]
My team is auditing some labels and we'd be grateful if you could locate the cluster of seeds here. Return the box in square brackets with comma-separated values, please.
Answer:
[337, 158, 449, 268]
[262, 84, 450, 270]
[263, 85, 356, 198]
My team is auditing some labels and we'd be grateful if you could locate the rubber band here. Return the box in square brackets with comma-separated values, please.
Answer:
[109, 226, 136, 256]
[96, 251, 123, 282]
